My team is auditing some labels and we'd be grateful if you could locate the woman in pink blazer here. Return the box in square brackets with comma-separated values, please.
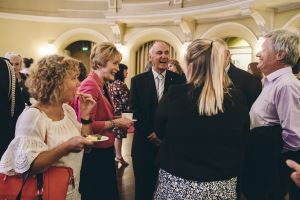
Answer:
[75, 42, 132, 200]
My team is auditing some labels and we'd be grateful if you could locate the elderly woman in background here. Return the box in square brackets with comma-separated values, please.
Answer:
[0, 55, 95, 199]
[154, 39, 249, 199]
[109, 63, 130, 167]
[248, 62, 263, 82]
[5, 52, 31, 105]
[75, 42, 132, 200]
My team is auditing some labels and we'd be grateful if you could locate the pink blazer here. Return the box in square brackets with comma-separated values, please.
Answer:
[75, 72, 115, 148]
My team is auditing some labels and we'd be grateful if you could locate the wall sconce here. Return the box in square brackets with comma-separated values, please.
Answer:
[38, 41, 57, 57]
[181, 42, 190, 57]
[115, 43, 128, 63]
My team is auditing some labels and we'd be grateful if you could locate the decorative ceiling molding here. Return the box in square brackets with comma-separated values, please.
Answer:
[106, 0, 254, 20]
[107, 20, 125, 43]
[173, 17, 195, 42]
[250, 10, 267, 34]
[0, 11, 107, 24]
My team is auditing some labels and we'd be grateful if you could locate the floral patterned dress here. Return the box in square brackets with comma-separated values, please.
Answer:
[109, 80, 130, 138]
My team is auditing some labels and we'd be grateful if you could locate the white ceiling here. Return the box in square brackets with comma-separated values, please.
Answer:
[0, 0, 300, 26]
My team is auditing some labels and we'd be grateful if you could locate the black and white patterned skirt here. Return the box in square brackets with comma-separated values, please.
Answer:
[154, 169, 237, 200]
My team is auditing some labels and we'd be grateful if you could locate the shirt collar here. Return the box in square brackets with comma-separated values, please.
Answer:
[265, 66, 292, 83]
[152, 68, 166, 79]
[225, 63, 230, 73]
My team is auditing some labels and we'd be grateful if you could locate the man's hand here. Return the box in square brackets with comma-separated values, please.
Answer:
[147, 132, 161, 146]
[286, 159, 300, 187]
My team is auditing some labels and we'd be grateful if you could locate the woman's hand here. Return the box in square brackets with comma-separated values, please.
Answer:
[113, 117, 133, 128]
[65, 136, 93, 153]
[78, 93, 96, 119]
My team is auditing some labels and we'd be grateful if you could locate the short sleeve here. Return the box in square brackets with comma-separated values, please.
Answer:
[0, 107, 48, 175]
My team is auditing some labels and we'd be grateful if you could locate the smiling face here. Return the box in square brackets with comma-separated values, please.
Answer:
[62, 70, 80, 102]
[100, 57, 120, 82]
[256, 38, 282, 76]
[9, 55, 22, 74]
[150, 41, 169, 73]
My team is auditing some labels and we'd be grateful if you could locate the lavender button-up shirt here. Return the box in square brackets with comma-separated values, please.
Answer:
[250, 67, 300, 151]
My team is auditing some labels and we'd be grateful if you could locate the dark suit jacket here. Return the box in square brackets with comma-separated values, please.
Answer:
[228, 63, 262, 110]
[154, 84, 250, 181]
[130, 70, 185, 158]
[0, 57, 24, 156]
[242, 125, 283, 198]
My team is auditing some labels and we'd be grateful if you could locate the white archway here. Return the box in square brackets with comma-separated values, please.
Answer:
[53, 28, 109, 54]
[201, 22, 258, 61]
[283, 13, 300, 29]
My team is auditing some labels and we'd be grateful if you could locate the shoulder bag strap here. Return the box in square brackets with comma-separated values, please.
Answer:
[16, 106, 47, 200]
[16, 168, 32, 200]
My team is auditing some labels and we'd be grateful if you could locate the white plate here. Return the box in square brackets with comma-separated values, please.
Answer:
[86, 135, 109, 142]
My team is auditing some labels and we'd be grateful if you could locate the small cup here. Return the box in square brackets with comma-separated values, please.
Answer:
[122, 112, 133, 120]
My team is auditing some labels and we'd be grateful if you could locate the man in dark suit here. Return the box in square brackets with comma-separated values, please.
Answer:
[130, 40, 185, 200]
[220, 41, 262, 200]
[217, 39, 262, 110]
[227, 61, 262, 110]
[0, 57, 24, 156]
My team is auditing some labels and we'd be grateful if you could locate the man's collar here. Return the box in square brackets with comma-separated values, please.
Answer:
[225, 63, 231, 73]
[152, 68, 166, 78]
[265, 66, 292, 82]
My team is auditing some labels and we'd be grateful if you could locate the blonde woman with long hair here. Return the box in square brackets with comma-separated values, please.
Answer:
[153, 39, 249, 199]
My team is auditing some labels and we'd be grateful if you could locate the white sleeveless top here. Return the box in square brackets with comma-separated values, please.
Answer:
[0, 104, 83, 200]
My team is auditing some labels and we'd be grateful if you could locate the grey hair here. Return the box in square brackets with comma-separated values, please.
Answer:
[264, 29, 300, 66]
[148, 40, 168, 56]
[4, 52, 22, 60]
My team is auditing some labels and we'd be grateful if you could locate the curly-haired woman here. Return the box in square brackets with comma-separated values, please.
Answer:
[0, 55, 95, 199]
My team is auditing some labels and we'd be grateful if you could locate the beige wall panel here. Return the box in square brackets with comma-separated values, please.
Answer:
[0, 18, 113, 61]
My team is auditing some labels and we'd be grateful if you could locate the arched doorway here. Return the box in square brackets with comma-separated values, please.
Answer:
[201, 22, 258, 62]
[64, 40, 94, 70]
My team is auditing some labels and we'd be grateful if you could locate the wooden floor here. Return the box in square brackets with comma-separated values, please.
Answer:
[117, 133, 135, 200]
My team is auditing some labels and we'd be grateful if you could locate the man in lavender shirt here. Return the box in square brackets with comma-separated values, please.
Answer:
[250, 29, 300, 199]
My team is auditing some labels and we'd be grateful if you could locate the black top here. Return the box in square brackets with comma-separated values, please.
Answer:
[154, 84, 250, 182]
[0, 57, 25, 156]
[130, 70, 186, 158]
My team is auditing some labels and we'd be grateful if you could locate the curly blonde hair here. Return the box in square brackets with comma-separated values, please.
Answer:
[90, 42, 122, 70]
[26, 55, 79, 104]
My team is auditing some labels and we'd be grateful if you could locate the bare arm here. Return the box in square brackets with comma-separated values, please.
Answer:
[31, 136, 92, 174]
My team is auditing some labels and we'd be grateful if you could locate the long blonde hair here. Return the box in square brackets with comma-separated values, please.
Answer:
[185, 39, 231, 116]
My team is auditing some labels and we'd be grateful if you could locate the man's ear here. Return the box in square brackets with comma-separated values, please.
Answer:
[276, 50, 287, 61]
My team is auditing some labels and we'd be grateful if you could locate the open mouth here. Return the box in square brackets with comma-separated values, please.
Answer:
[111, 71, 117, 76]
